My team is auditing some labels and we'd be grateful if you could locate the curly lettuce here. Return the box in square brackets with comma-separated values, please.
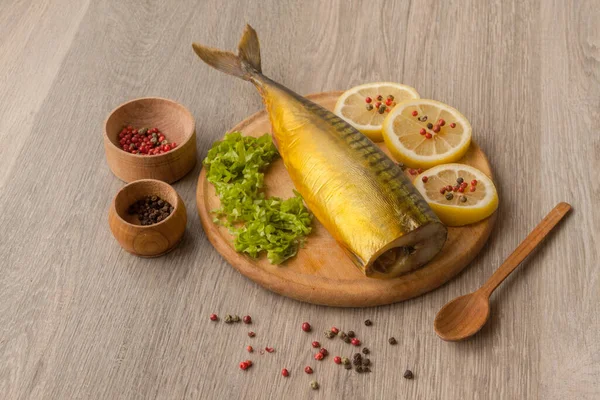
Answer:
[204, 132, 312, 264]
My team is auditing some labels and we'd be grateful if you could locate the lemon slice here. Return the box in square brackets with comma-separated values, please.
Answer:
[413, 163, 498, 226]
[334, 82, 420, 142]
[382, 99, 471, 168]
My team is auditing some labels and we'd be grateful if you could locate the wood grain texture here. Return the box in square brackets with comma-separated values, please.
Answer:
[197, 92, 497, 307]
[0, 0, 598, 399]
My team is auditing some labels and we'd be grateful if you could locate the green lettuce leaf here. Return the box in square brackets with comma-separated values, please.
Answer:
[204, 132, 312, 264]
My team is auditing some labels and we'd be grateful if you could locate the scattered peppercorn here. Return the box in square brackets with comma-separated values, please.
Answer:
[385, 99, 393, 106]
[421, 176, 428, 183]
[342, 357, 350, 366]
[304, 366, 313, 374]
[427, 123, 433, 129]
[242, 315, 252, 324]
[347, 331, 355, 338]
[362, 348, 370, 354]
[324, 330, 336, 339]
[460, 195, 467, 203]
[376, 95, 383, 101]
[355, 365, 364, 373]
[403, 369, 414, 379]
[330, 327, 339, 334]
[239, 360, 252, 370]
[366, 104, 374, 111]
[281, 368, 289, 377]
[343, 336, 351, 344]
[338, 331, 347, 339]
[334, 356, 342, 364]
[210, 313, 218, 321]
[445, 192, 454, 200]
[450, 122, 456, 128]
[246, 345, 253, 352]
[311, 341, 320, 348]
[411, 110, 418, 116]
[232, 315, 241, 323]
[364, 319, 372, 326]
[265, 347, 275, 353]
[471, 179, 478, 186]
[388, 95, 395, 101]
[365, 97, 372, 103]
[224, 314, 233, 323]
[470, 185, 476, 192]
[432, 125, 441, 133]
[314, 352, 324, 361]
[127, 196, 174, 226]
[364, 367, 371, 373]
[344, 363, 352, 370]
[362, 358, 371, 366]
[319, 348, 329, 356]
[438, 119, 446, 126]
[425, 132, 433, 139]
[248, 331, 255, 337]
[388, 337, 397, 345]
[310, 381, 319, 390]
[301, 322, 311, 332]
[378, 105, 386, 114]
[419, 128, 426, 135]
[456, 177, 464, 184]
[351, 338, 361, 346]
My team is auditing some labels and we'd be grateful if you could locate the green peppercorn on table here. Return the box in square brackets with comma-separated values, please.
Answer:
[0, 1, 598, 399]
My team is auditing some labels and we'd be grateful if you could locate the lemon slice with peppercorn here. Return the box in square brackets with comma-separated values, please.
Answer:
[382, 99, 472, 168]
[413, 163, 498, 226]
[334, 82, 420, 142]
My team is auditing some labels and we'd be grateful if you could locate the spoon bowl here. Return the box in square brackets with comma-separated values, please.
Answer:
[434, 291, 490, 341]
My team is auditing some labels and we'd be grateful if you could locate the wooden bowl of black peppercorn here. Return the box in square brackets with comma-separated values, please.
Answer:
[108, 179, 187, 257]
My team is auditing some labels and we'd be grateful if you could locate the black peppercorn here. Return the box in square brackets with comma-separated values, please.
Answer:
[362, 348, 370, 355]
[364, 319, 372, 326]
[388, 337, 397, 345]
[427, 122, 433, 129]
[403, 369, 414, 379]
[347, 331, 355, 338]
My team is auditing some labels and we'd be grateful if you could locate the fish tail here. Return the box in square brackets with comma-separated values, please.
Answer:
[192, 24, 262, 81]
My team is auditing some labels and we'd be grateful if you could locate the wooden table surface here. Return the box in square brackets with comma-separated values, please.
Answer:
[1, 1, 598, 399]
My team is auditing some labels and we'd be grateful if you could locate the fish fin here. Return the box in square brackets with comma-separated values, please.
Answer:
[192, 24, 261, 81]
[237, 24, 261, 73]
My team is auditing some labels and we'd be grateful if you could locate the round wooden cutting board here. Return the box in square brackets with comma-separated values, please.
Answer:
[197, 91, 497, 307]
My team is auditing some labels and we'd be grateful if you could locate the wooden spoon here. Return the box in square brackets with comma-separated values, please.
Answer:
[434, 202, 571, 341]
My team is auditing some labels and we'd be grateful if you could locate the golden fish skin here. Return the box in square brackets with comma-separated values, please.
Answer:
[193, 25, 447, 278]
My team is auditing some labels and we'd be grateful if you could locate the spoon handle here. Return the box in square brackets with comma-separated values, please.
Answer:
[480, 202, 571, 297]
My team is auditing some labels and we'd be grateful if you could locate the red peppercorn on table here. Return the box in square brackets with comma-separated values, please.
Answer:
[197, 92, 497, 306]
[0, 1, 597, 400]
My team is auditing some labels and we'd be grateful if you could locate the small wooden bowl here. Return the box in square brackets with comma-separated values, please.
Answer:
[104, 97, 197, 183]
[108, 179, 187, 257]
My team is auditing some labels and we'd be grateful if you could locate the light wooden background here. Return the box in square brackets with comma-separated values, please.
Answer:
[0, 0, 598, 399]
